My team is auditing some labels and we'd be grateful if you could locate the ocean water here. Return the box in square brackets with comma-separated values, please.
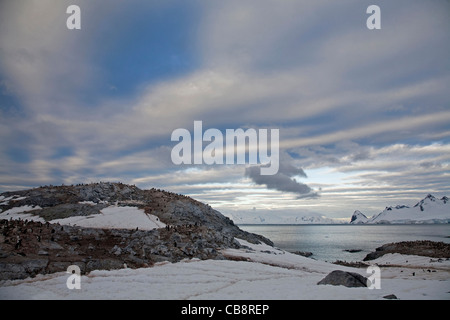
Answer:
[239, 224, 450, 262]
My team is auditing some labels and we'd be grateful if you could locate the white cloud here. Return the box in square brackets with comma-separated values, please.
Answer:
[0, 1, 96, 112]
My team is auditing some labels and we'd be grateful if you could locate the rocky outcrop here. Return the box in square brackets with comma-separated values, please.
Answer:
[290, 250, 313, 258]
[363, 240, 450, 261]
[383, 294, 398, 300]
[317, 270, 368, 288]
[0, 182, 273, 280]
[0, 218, 241, 280]
[0, 183, 272, 246]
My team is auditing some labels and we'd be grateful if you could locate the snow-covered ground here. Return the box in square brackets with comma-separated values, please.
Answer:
[1, 238, 448, 300]
[0, 205, 165, 230]
[51, 206, 165, 230]
[0, 195, 28, 207]
[0, 205, 44, 222]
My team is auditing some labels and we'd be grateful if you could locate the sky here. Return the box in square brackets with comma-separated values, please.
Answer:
[0, 0, 449, 220]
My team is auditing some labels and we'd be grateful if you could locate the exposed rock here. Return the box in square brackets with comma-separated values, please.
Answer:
[0, 218, 244, 280]
[350, 210, 368, 224]
[363, 240, 450, 261]
[332, 260, 369, 268]
[317, 270, 368, 288]
[111, 245, 122, 256]
[290, 250, 313, 257]
[0, 182, 275, 281]
[0, 182, 273, 246]
[383, 294, 398, 300]
[0, 259, 49, 281]
[37, 250, 49, 256]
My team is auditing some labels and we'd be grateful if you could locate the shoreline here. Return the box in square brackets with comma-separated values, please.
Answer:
[239, 224, 450, 263]
[1, 238, 449, 300]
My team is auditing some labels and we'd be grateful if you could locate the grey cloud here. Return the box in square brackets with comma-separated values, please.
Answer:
[277, 162, 307, 178]
[245, 164, 318, 199]
[348, 150, 372, 162]
[419, 161, 442, 169]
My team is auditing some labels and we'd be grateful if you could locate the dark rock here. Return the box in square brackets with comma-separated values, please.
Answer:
[363, 251, 380, 261]
[317, 270, 368, 288]
[383, 294, 398, 300]
[332, 260, 369, 268]
[0, 182, 275, 281]
[364, 240, 450, 261]
[0, 259, 49, 280]
[291, 251, 313, 257]
[85, 259, 123, 272]
[0, 218, 246, 280]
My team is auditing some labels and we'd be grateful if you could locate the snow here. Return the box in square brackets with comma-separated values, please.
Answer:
[0, 195, 27, 206]
[0, 203, 165, 230]
[350, 210, 369, 224]
[1, 238, 448, 300]
[11, 196, 27, 201]
[0, 205, 44, 222]
[51, 206, 166, 230]
[367, 253, 450, 272]
[78, 201, 97, 206]
[223, 238, 338, 274]
[227, 210, 344, 224]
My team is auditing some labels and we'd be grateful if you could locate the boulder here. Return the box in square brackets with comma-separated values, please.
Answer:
[383, 294, 398, 300]
[291, 250, 313, 257]
[317, 270, 368, 288]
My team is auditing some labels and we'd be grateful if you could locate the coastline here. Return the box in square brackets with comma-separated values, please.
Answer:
[239, 224, 450, 263]
[1, 238, 449, 300]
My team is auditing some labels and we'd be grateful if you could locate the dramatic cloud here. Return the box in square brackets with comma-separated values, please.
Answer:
[245, 154, 319, 199]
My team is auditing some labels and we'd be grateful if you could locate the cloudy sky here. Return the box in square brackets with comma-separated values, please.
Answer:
[0, 0, 449, 219]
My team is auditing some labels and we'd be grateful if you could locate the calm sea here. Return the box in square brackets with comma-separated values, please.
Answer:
[239, 224, 450, 262]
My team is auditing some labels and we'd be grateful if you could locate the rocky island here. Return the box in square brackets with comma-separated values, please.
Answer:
[0, 182, 271, 280]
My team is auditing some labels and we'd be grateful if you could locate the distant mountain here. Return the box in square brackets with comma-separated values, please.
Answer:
[350, 194, 450, 224]
[227, 210, 345, 224]
[350, 210, 369, 224]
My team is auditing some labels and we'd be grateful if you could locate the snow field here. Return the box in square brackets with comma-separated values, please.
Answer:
[0, 205, 44, 222]
[0, 205, 165, 230]
[1, 239, 448, 300]
[51, 205, 165, 230]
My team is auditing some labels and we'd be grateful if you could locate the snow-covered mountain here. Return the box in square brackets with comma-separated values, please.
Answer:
[350, 210, 369, 224]
[350, 194, 450, 224]
[227, 210, 345, 224]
